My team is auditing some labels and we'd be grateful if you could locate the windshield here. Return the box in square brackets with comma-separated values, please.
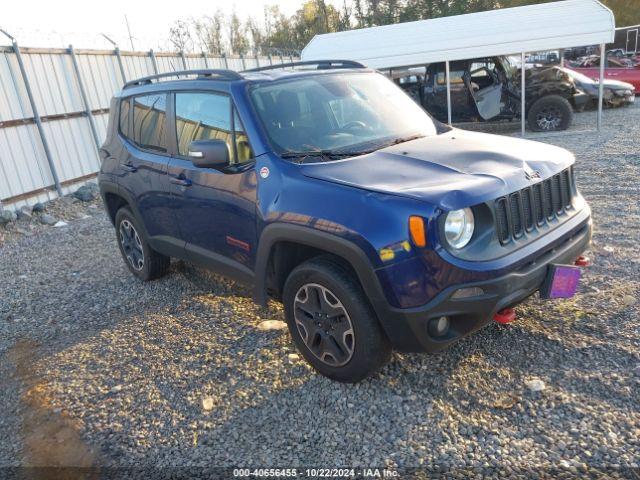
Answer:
[249, 72, 439, 158]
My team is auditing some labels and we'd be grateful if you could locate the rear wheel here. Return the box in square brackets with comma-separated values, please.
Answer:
[283, 256, 391, 383]
[527, 95, 573, 132]
[114, 207, 170, 281]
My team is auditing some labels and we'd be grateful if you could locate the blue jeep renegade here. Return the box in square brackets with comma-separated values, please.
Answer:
[98, 60, 592, 382]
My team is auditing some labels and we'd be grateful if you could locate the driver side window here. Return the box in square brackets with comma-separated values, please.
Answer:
[174, 92, 253, 165]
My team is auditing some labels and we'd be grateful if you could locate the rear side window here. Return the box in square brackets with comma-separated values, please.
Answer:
[131, 94, 168, 152]
[119, 98, 130, 136]
[175, 92, 232, 157]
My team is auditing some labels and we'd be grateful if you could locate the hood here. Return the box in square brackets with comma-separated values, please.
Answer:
[299, 129, 575, 210]
[576, 77, 634, 94]
[601, 79, 635, 90]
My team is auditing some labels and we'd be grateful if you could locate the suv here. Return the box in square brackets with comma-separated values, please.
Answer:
[99, 61, 592, 382]
[395, 56, 588, 131]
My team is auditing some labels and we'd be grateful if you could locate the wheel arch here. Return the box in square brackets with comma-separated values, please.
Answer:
[99, 182, 150, 237]
[254, 224, 385, 311]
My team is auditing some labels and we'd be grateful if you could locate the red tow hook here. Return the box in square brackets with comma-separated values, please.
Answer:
[574, 255, 591, 267]
[494, 308, 516, 324]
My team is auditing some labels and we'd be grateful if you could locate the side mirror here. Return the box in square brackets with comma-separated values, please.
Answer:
[188, 140, 229, 168]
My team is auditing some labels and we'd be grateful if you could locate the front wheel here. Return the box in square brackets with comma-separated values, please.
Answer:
[527, 95, 573, 132]
[283, 256, 391, 383]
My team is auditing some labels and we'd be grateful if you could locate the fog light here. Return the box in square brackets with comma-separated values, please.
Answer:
[451, 286, 484, 299]
[428, 316, 450, 337]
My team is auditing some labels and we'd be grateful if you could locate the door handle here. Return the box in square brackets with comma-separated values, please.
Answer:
[121, 163, 137, 173]
[170, 177, 192, 187]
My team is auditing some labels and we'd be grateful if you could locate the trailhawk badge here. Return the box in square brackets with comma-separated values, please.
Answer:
[259, 166, 270, 179]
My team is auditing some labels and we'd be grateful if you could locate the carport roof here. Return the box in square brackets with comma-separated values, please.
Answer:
[301, 0, 616, 69]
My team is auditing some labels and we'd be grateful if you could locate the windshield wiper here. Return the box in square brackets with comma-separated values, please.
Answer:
[324, 134, 427, 158]
[279, 135, 426, 162]
[377, 134, 426, 149]
[280, 150, 359, 163]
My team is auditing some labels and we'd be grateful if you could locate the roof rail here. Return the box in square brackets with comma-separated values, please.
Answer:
[123, 69, 243, 89]
[243, 59, 366, 73]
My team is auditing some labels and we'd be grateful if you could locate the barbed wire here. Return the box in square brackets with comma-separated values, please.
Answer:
[0, 27, 175, 51]
[0, 27, 301, 57]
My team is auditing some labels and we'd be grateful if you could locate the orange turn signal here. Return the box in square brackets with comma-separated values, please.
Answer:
[409, 216, 426, 247]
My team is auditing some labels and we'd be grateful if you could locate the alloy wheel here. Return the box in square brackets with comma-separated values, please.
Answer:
[536, 106, 563, 130]
[119, 219, 145, 271]
[293, 283, 355, 367]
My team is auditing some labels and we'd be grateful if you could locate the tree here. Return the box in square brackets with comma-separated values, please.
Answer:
[228, 11, 250, 55]
[193, 12, 225, 55]
[168, 20, 194, 52]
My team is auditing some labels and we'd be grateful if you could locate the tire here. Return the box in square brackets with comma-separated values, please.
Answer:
[114, 206, 170, 281]
[282, 256, 391, 383]
[527, 95, 573, 132]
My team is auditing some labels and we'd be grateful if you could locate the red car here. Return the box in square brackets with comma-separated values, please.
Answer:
[567, 56, 640, 93]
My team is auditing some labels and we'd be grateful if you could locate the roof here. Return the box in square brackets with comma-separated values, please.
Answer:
[301, 0, 616, 70]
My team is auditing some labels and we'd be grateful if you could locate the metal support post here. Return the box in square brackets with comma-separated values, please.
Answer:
[101, 35, 126, 85]
[445, 60, 452, 125]
[521, 51, 526, 137]
[114, 47, 126, 84]
[149, 49, 159, 74]
[597, 43, 605, 132]
[68, 45, 101, 152]
[0, 31, 62, 195]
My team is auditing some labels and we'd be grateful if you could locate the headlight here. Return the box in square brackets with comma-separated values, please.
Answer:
[444, 208, 474, 249]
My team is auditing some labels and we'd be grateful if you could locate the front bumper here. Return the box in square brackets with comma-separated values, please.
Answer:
[378, 217, 592, 353]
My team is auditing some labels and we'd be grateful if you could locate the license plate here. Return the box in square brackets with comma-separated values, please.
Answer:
[540, 264, 581, 299]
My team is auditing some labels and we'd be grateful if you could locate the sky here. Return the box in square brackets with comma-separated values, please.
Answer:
[1, 0, 330, 50]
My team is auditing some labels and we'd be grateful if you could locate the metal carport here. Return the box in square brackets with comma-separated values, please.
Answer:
[301, 0, 616, 134]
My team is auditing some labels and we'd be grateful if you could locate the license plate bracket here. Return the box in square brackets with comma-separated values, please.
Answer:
[540, 264, 581, 299]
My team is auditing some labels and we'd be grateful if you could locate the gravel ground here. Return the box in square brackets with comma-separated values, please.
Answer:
[1, 104, 638, 478]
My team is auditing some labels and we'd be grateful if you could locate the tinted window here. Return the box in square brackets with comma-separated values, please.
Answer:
[233, 109, 253, 164]
[132, 94, 167, 152]
[119, 98, 130, 136]
[175, 92, 232, 157]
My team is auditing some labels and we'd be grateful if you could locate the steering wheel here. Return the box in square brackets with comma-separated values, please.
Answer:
[338, 120, 368, 133]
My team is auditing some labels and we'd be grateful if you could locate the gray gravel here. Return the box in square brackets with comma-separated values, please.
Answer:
[0, 104, 638, 477]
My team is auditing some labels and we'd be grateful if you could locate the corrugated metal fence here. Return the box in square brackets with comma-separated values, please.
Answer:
[0, 45, 290, 209]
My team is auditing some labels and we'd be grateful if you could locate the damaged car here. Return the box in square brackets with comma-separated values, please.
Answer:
[99, 61, 592, 382]
[562, 67, 635, 109]
[396, 56, 588, 132]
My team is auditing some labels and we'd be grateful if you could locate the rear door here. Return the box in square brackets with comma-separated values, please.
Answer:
[166, 91, 258, 278]
[118, 93, 178, 242]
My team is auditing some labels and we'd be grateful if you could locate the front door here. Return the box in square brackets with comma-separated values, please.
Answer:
[466, 62, 503, 120]
[166, 91, 258, 277]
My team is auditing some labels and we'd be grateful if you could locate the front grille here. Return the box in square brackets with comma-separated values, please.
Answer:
[494, 167, 575, 244]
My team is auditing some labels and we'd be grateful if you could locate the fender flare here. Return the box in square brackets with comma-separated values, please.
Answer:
[99, 182, 151, 240]
[253, 223, 387, 309]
